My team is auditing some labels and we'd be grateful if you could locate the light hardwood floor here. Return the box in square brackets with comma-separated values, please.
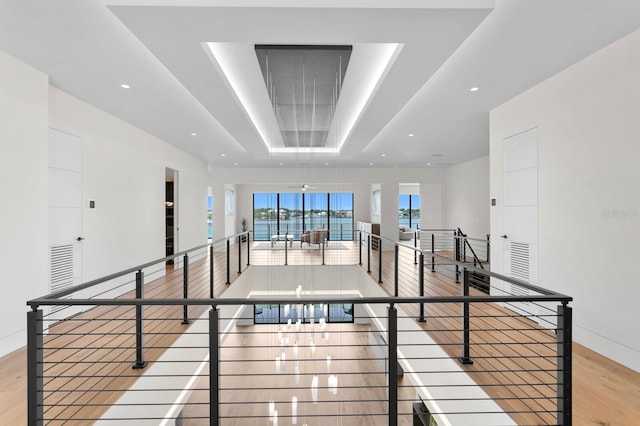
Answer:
[1, 241, 639, 425]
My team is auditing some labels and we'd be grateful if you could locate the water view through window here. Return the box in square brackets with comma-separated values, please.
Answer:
[399, 194, 420, 229]
[253, 193, 353, 241]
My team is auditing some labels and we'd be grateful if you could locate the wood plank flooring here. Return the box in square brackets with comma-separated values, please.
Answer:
[1, 240, 638, 425]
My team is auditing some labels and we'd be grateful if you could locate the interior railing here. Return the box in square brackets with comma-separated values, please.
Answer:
[26, 230, 571, 426]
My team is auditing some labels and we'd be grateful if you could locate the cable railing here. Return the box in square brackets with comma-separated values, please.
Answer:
[252, 223, 356, 242]
[26, 230, 571, 425]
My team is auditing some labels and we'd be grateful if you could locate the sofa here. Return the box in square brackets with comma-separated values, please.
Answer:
[300, 228, 329, 248]
[399, 226, 414, 241]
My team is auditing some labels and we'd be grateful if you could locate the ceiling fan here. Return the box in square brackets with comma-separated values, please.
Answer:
[287, 183, 317, 191]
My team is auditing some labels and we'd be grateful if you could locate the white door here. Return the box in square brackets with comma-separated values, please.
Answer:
[48, 128, 83, 318]
[502, 128, 539, 320]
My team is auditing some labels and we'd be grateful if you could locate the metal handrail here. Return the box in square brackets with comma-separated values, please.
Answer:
[27, 294, 570, 308]
[30, 231, 250, 302]
[453, 234, 488, 243]
[396, 241, 570, 299]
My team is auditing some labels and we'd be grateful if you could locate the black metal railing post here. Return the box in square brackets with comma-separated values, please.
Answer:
[388, 305, 398, 426]
[455, 231, 460, 283]
[27, 308, 43, 426]
[557, 303, 573, 425]
[367, 235, 371, 273]
[209, 245, 214, 299]
[463, 236, 467, 262]
[394, 245, 399, 296]
[284, 236, 288, 266]
[378, 240, 383, 283]
[486, 234, 491, 264]
[359, 231, 362, 266]
[247, 232, 251, 266]
[458, 268, 473, 365]
[133, 270, 148, 369]
[238, 235, 242, 274]
[431, 233, 435, 272]
[418, 253, 426, 323]
[182, 254, 190, 325]
[210, 306, 219, 424]
[225, 238, 230, 285]
[413, 232, 418, 264]
[322, 241, 326, 265]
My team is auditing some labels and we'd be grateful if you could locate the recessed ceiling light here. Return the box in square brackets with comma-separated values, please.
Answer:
[191, 132, 197, 136]
[325, 162, 329, 166]
[427, 162, 431, 166]
[470, 87, 479, 92]
[120, 84, 130, 89]
[381, 153, 386, 157]
[279, 162, 284, 166]
[369, 162, 374, 166]
[408, 133, 414, 137]
[234, 162, 238, 166]
[220, 153, 226, 157]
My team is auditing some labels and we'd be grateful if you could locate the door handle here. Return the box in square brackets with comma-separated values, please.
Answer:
[501, 235, 508, 239]
[77, 237, 85, 241]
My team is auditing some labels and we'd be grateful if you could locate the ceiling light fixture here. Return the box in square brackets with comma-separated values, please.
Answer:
[381, 153, 386, 157]
[220, 153, 226, 157]
[427, 162, 431, 166]
[207, 42, 401, 155]
[191, 132, 197, 136]
[408, 133, 414, 137]
[369, 162, 374, 166]
[470, 87, 479, 92]
[120, 84, 130, 89]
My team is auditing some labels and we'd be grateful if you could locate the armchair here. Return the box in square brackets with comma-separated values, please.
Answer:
[300, 228, 328, 248]
[399, 226, 414, 241]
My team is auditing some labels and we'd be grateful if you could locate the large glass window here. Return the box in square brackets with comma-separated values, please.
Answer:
[253, 193, 278, 240]
[254, 303, 354, 324]
[279, 193, 303, 235]
[329, 193, 354, 241]
[399, 194, 420, 229]
[304, 193, 329, 231]
[253, 192, 353, 240]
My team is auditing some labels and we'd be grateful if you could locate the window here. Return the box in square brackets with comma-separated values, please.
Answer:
[253, 192, 354, 241]
[399, 194, 420, 229]
[329, 193, 354, 241]
[279, 193, 303, 235]
[304, 193, 329, 231]
[225, 189, 234, 215]
[207, 195, 212, 239]
[253, 193, 278, 240]
[254, 303, 354, 324]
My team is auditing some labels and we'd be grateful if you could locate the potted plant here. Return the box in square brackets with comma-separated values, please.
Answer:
[241, 218, 249, 242]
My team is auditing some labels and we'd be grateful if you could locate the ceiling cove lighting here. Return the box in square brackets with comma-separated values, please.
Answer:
[256, 45, 352, 149]
[207, 42, 401, 155]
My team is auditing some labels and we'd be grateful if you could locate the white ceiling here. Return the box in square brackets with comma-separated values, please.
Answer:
[2, 0, 640, 169]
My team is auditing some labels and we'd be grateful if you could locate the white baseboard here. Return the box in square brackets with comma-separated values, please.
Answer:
[574, 325, 640, 373]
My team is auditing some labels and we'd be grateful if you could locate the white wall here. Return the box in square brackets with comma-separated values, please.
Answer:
[0, 49, 209, 355]
[445, 155, 490, 238]
[490, 29, 640, 371]
[210, 167, 446, 247]
[49, 87, 209, 283]
[0, 51, 49, 355]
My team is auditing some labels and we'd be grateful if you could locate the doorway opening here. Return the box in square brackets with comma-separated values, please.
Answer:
[165, 168, 178, 267]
